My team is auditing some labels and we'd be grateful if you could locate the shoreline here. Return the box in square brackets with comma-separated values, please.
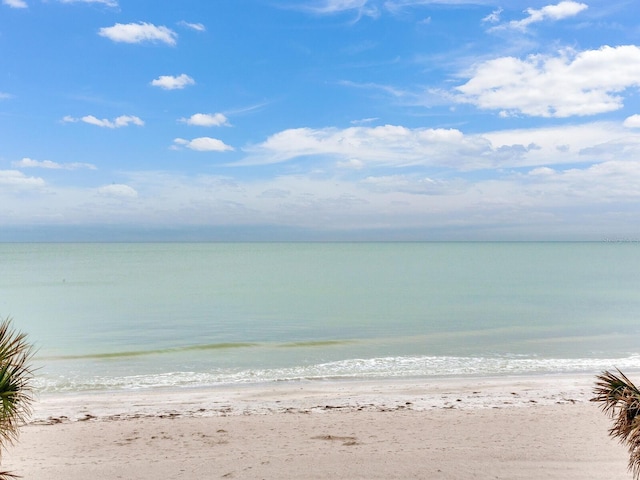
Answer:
[30, 372, 607, 423]
[5, 373, 635, 479]
[2, 375, 632, 480]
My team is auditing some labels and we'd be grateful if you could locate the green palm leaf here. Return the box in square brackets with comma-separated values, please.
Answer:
[0, 318, 35, 479]
[593, 369, 640, 479]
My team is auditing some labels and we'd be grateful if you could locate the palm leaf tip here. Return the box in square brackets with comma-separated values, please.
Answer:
[0, 471, 20, 480]
[592, 369, 640, 478]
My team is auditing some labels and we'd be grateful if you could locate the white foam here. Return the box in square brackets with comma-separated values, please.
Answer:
[33, 353, 640, 393]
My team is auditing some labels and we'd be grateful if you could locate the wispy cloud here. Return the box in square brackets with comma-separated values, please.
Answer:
[12, 157, 97, 170]
[340, 79, 449, 108]
[172, 137, 234, 152]
[224, 101, 272, 116]
[292, 0, 502, 20]
[59, 0, 118, 6]
[482, 7, 502, 24]
[150, 74, 195, 90]
[339, 80, 409, 98]
[305, 0, 368, 13]
[179, 113, 230, 127]
[455, 45, 640, 117]
[98, 22, 177, 45]
[2, 0, 27, 8]
[384, 0, 497, 14]
[493, 1, 588, 31]
[294, 0, 379, 20]
[63, 114, 144, 128]
[178, 21, 205, 32]
[350, 117, 379, 125]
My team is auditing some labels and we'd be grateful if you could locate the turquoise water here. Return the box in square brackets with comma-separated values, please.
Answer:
[1, 242, 639, 392]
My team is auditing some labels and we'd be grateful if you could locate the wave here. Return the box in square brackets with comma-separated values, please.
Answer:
[33, 353, 640, 393]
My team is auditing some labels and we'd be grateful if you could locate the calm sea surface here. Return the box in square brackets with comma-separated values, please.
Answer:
[1, 242, 639, 393]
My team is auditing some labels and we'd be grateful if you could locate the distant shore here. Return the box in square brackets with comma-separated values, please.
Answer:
[5, 374, 634, 479]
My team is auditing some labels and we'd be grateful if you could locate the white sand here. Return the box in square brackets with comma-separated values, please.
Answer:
[4, 375, 633, 479]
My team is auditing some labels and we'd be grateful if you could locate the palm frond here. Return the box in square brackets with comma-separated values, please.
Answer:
[0, 320, 34, 449]
[592, 369, 640, 478]
[0, 471, 19, 479]
[0, 318, 35, 480]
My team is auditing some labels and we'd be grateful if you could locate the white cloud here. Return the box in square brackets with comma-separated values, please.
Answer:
[2, 0, 27, 8]
[523, 160, 640, 201]
[98, 22, 177, 45]
[0, 170, 44, 187]
[455, 45, 640, 118]
[3, 137, 640, 237]
[242, 120, 640, 173]
[179, 113, 229, 127]
[151, 74, 195, 90]
[110, 150, 640, 234]
[178, 21, 205, 32]
[502, 1, 588, 31]
[59, 0, 118, 6]
[97, 184, 138, 198]
[299, 0, 379, 19]
[172, 137, 234, 152]
[577, 135, 640, 161]
[384, 1, 498, 14]
[63, 114, 144, 128]
[0, 92, 13, 100]
[623, 115, 640, 128]
[242, 125, 489, 168]
[482, 7, 502, 23]
[482, 122, 629, 163]
[337, 159, 366, 169]
[309, 0, 369, 12]
[13, 157, 96, 170]
[351, 117, 379, 125]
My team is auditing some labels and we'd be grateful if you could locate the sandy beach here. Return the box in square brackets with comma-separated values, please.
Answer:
[4, 374, 634, 479]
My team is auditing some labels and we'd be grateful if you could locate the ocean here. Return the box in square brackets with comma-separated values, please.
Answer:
[1, 242, 639, 394]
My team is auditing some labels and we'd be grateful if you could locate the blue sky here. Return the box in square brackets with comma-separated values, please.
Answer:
[1, 0, 640, 240]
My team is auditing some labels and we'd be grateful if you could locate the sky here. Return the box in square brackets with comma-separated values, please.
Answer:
[1, 0, 640, 241]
